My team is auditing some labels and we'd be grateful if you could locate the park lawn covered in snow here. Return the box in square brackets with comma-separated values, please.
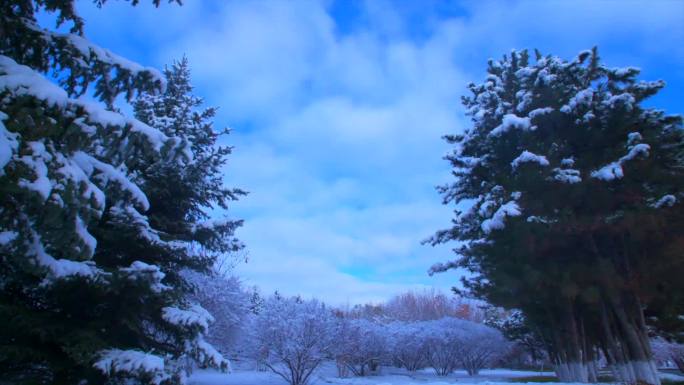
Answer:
[189, 363, 684, 385]
[191, 364, 566, 385]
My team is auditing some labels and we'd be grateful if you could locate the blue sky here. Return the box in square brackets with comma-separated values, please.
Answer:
[69, 0, 683, 305]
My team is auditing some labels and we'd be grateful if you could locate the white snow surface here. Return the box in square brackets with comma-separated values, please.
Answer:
[511, 151, 549, 169]
[190, 365, 567, 385]
[190, 364, 684, 385]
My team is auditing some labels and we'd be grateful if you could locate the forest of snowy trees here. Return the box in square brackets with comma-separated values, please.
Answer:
[1, 1, 683, 385]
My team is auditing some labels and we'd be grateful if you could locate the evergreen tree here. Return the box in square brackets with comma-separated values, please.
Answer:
[429, 48, 684, 384]
[130, 57, 246, 360]
[0, 2, 240, 384]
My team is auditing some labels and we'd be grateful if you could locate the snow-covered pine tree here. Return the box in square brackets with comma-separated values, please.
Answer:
[428, 48, 684, 384]
[131, 57, 246, 356]
[1, 2, 237, 384]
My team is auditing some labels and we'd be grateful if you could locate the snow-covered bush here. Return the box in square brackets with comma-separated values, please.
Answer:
[386, 321, 429, 371]
[183, 269, 248, 356]
[423, 317, 509, 376]
[332, 318, 389, 377]
[652, 338, 684, 372]
[422, 318, 463, 376]
[458, 322, 510, 375]
[250, 296, 334, 385]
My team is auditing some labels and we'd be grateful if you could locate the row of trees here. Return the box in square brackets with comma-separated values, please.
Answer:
[1, 1, 242, 384]
[241, 294, 509, 385]
[429, 48, 684, 385]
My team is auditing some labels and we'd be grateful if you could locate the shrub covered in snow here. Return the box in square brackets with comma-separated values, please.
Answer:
[250, 296, 335, 385]
[421, 317, 509, 376]
[183, 269, 249, 355]
[386, 321, 429, 371]
[332, 318, 389, 377]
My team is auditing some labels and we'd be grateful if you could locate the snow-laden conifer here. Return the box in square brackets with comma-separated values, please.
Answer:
[0, 2, 242, 384]
[429, 48, 684, 384]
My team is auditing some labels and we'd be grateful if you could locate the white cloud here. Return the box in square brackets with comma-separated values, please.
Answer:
[74, 0, 683, 305]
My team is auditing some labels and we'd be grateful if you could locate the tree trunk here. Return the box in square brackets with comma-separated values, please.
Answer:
[606, 292, 661, 385]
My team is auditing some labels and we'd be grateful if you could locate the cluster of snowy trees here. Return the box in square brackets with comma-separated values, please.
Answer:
[344, 289, 485, 322]
[1, 1, 243, 384]
[429, 48, 684, 385]
[240, 293, 509, 385]
[4, 3, 682, 385]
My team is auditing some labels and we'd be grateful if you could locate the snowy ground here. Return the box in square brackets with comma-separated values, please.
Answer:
[189, 362, 684, 385]
[189, 362, 552, 385]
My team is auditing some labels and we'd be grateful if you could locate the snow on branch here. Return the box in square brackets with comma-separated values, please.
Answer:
[511, 150, 549, 170]
[0, 55, 169, 152]
[28, 226, 103, 280]
[619, 143, 650, 162]
[481, 201, 521, 234]
[162, 304, 214, 333]
[64, 33, 164, 81]
[428, 259, 461, 276]
[591, 139, 650, 181]
[560, 88, 593, 113]
[0, 112, 19, 175]
[119, 261, 169, 293]
[651, 194, 677, 208]
[93, 349, 167, 385]
[489, 114, 534, 136]
[193, 337, 230, 372]
[73, 152, 150, 211]
[591, 162, 623, 181]
[552, 168, 582, 184]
